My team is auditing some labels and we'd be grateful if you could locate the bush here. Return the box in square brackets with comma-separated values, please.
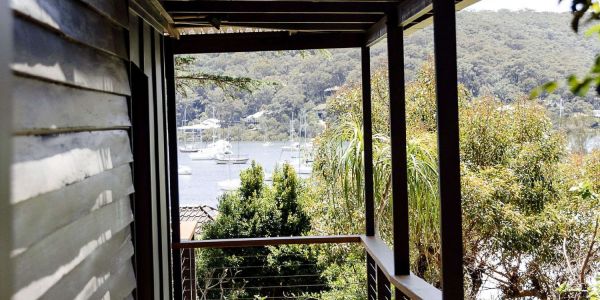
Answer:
[196, 162, 325, 299]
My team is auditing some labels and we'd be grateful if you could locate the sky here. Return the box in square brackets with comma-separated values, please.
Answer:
[466, 0, 571, 12]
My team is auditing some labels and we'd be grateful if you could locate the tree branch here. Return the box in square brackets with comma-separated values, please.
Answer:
[580, 217, 599, 284]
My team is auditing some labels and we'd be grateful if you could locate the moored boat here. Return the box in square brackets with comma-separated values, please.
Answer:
[281, 141, 300, 151]
[215, 154, 249, 164]
[217, 178, 241, 191]
[178, 165, 192, 175]
[189, 140, 232, 160]
[179, 145, 200, 153]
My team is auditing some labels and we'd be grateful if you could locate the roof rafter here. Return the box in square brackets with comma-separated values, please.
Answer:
[172, 31, 366, 54]
[171, 13, 383, 23]
[365, 0, 481, 45]
[163, 1, 398, 14]
[174, 22, 371, 31]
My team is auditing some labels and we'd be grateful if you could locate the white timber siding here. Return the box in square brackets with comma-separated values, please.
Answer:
[1, 0, 14, 298]
[9, 0, 136, 299]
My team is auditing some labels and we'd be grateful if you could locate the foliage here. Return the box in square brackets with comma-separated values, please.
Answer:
[308, 63, 445, 292]
[533, 0, 600, 97]
[552, 151, 600, 299]
[197, 162, 324, 299]
[175, 55, 273, 129]
[176, 55, 265, 99]
[180, 11, 599, 141]
[460, 97, 569, 298]
[308, 61, 600, 299]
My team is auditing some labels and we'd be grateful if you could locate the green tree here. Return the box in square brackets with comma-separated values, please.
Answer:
[534, 0, 600, 96]
[308, 62, 600, 299]
[460, 96, 568, 298]
[176, 55, 263, 99]
[197, 162, 324, 299]
[308, 63, 447, 296]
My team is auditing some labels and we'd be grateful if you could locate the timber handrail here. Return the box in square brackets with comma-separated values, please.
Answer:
[361, 236, 442, 300]
[172, 234, 441, 299]
[172, 235, 361, 249]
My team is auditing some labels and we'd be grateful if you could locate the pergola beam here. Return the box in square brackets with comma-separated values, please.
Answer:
[365, 0, 480, 45]
[363, 0, 432, 46]
[366, 16, 387, 47]
[174, 22, 371, 31]
[163, 1, 397, 14]
[172, 32, 365, 54]
[171, 13, 383, 23]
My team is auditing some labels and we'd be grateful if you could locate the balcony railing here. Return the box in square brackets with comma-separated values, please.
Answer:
[173, 235, 441, 300]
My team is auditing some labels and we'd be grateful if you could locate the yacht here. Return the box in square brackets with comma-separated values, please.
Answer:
[189, 140, 232, 160]
[217, 178, 241, 191]
[215, 153, 249, 165]
[177, 165, 192, 175]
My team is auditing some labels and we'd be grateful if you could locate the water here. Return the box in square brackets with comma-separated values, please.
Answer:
[178, 134, 599, 208]
[177, 141, 309, 207]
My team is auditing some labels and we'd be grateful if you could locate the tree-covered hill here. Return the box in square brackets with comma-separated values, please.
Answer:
[180, 10, 599, 140]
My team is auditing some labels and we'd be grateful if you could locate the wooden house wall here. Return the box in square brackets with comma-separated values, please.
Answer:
[1, 0, 13, 298]
[129, 8, 172, 300]
[8, 0, 138, 298]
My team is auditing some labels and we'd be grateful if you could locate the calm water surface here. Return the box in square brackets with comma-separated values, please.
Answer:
[178, 141, 308, 207]
[178, 134, 599, 208]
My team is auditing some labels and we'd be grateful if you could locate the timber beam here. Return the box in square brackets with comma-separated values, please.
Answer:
[162, 1, 397, 14]
[172, 31, 365, 54]
[366, 16, 387, 47]
[174, 22, 371, 31]
[170, 13, 383, 24]
[366, 0, 480, 45]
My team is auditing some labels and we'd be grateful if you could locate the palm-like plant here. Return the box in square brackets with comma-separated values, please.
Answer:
[310, 66, 442, 284]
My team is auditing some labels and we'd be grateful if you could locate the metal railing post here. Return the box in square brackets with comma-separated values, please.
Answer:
[386, 9, 410, 276]
[432, 0, 464, 298]
[362, 46, 375, 237]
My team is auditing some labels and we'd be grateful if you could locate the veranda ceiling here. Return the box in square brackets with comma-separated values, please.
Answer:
[159, 0, 479, 39]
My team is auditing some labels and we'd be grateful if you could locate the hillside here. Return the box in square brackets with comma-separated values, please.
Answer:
[179, 10, 599, 140]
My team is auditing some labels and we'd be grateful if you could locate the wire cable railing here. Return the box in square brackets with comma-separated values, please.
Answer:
[193, 246, 365, 300]
[174, 235, 442, 300]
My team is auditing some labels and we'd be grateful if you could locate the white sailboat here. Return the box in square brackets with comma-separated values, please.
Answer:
[280, 112, 313, 175]
[216, 144, 244, 191]
[215, 153, 249, 164]
[217, 178, 241, 191]
[179, 145, 199, 153]
[189, 139, 232, 160]
[178, 165, 192, 175]
[281, 113, 298, 151]
[182, 109, 225, 156]
[281, 141, 300, 151]
[178, 105, 200, 152]
[265, 172, 273, 182]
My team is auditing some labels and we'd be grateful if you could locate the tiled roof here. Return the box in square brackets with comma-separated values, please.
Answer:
[179, 205, 217, 236]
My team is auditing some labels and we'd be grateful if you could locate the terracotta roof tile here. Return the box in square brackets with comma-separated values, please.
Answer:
[179, 205, 217, 236]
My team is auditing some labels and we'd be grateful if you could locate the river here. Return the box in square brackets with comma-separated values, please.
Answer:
[178, 133, 599, 208]
[178, 141, 309, 207]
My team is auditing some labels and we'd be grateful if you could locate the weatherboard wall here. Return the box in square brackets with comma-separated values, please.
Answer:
[129, 9, 172, 299]
[1, 0, 13, 298]
[9, 0, 136, 299]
